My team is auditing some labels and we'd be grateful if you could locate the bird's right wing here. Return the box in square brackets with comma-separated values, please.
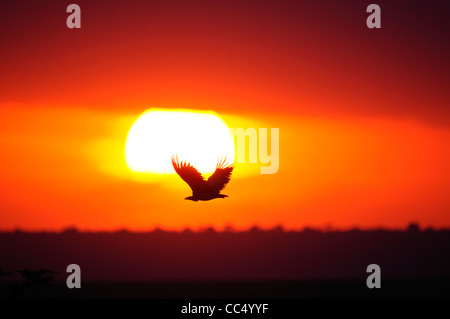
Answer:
[206, 157, 234, 192]
[171, 155, 207, 192]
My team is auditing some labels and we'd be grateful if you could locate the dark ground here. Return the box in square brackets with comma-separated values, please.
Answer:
[1, 279, 449, 299]
[1, 226, 449, 299]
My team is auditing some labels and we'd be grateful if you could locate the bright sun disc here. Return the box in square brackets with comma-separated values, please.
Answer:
[125, 109, 235, 174]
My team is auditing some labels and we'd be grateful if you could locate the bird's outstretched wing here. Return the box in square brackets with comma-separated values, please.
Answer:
[171, 155, 207, 192]
[207, 157, 234, 193]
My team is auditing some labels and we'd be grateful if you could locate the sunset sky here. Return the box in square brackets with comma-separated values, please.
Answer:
[0, 0, 449, 231]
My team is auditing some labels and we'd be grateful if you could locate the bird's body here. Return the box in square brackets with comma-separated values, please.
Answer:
[171, 155, 234, 201]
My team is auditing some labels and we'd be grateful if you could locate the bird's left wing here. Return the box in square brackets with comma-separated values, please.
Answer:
[171, 155, 207, 193]
[206, 157, 234, 192]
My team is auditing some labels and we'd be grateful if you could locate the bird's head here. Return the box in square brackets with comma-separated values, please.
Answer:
[185, 196, 197, 202]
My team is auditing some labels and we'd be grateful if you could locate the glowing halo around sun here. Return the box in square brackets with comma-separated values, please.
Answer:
[125, 109, 235, 175]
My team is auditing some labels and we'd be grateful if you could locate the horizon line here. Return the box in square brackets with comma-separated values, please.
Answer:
[1, 222, 449, 234]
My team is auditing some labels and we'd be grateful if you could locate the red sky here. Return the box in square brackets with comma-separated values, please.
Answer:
[0, 0, 449, 231]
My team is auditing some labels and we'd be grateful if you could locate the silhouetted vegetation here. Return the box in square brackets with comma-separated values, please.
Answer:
[1, 224, 449, 298]
[0, 268, 56, 298]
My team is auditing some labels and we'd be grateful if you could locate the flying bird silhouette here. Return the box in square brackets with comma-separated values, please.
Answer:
[171, 155, 234, 201]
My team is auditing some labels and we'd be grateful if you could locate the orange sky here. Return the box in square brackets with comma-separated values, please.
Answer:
[0, 106, 448, 231]
[0, 0, 449, 231]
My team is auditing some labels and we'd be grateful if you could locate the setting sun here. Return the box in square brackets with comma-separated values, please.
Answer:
[125, 109, 235, 174]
